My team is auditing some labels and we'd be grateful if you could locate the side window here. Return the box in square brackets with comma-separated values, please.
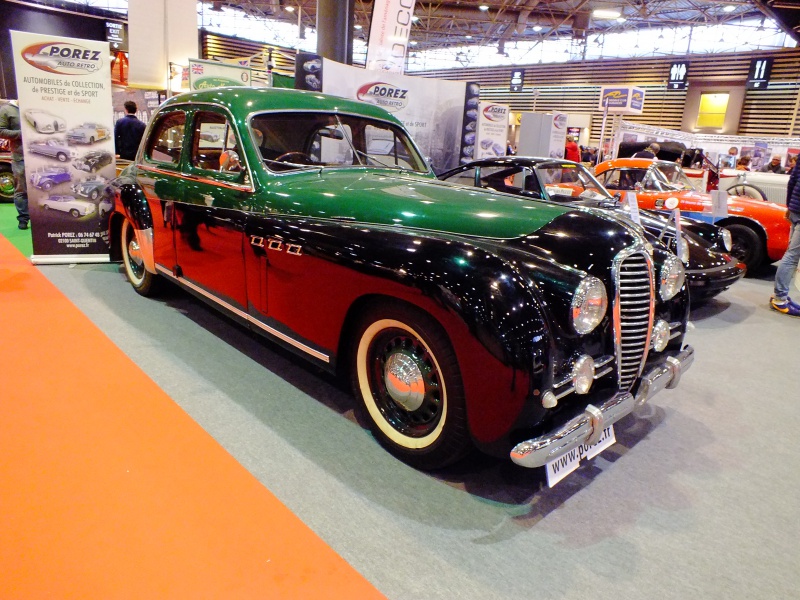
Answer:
[365, 124, 414, 169]
[446, 167, 479, 188]
[190, 111, 237, 172]
[145, 111, 185, 166]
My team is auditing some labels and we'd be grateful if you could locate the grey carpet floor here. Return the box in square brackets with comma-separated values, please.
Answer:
[39, 261, 800, 600]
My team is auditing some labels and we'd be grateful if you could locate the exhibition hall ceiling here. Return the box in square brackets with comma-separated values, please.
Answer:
[231, 0, 800, 50]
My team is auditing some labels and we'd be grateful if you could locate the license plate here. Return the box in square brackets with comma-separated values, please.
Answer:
[545, 425, 616, 488]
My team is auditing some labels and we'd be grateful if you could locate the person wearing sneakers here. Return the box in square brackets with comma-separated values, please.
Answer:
[0, 99, 29, 230]
[770, 164, 800, 316]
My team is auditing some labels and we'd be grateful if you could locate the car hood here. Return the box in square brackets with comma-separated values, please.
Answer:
[260, 170, 588, 240]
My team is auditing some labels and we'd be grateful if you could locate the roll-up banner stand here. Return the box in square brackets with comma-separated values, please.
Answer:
[297, 55, 472, 173]
[474, 102, 510, 159]
[11, 30, 115, 264]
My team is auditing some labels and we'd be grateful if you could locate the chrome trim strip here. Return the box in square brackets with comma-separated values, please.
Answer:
[154, 264, 331, 364]
[137, 164, 255, 193]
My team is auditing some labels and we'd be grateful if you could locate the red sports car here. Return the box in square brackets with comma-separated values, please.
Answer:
[595, 158, 790, 271]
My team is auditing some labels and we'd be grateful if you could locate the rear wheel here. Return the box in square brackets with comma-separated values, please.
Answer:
[42, 181, 53, 190]
[729, 183, 768, 202]
[350, 302, 470, 470]
[56, 152, 67, 162]
[727, 223, 765, 272]
[121, 217, 159, 296]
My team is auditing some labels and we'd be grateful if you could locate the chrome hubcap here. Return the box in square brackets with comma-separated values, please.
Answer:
[127, 238, 143, 267]
[384, 352, 425, 411]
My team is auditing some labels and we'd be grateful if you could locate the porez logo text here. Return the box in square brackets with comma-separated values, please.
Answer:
[22, 42, 103, 75]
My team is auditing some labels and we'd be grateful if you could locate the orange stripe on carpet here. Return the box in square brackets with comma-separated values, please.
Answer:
[0, 234, 385, 599]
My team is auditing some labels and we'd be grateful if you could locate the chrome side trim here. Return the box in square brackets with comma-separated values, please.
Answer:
[137, 164, 255, 193]
[510, 345, 694, 468]
[154, 264, 331, 364]
[135, 226, 156, 274]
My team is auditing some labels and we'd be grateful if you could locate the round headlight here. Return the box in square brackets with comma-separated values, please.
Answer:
[572, 355, 595, 395]
[651, 319, 670, 352]
[720, 227, 733, 252]
[673, 235, 690, 264]
[571, 276, 608, 334]
[659, 254, 686, 301]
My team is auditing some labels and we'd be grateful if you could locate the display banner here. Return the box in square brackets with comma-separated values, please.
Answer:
[598, 86, 645, 114]
[474, 102, 509, 159]
[366, 0, 416, 73]
[457, 83, 480, 166]
[319, 59, 468, 172]
[188, 59, 251, 90]
[11, 30, 114, 264]
[549, 112, 568, 159]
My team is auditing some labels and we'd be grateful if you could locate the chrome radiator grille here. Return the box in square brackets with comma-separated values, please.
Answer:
[614, 251, 655, 391]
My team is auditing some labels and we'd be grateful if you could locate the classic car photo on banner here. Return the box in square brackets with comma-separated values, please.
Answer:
[10, 30, 115, 263]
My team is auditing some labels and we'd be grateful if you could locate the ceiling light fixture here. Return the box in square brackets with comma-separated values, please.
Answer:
[354, 24, 362, 30]
[723, 5, 736, 12]
[479, 4, 489, 11]
[533, 25, 543, 32]
[592, 8, 621, 19]
[465, 34, 473, 39]
[412, 15, 419, 22]
[284, 5, 295, 12]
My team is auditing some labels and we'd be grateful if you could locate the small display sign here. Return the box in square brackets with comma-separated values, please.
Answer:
[746, 58, 773, 90]
[668, 62, 689, 90]
[105, 21, 127, 52]
[510, 69, 525, 92]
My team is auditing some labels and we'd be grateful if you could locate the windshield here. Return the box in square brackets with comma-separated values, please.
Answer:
[654, 162, 694, 191]
[533, 162, 611, 201]
[248, 112, 428, 174]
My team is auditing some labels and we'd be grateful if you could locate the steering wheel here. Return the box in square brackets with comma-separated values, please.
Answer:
[275, 151, 314, 165]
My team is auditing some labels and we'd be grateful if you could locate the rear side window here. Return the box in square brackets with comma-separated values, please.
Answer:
[145, 111, 186, 166]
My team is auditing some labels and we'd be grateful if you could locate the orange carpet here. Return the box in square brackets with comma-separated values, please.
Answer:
[0, 234, 385, 599]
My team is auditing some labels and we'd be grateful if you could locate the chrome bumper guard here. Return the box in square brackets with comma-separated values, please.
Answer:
[510, 345, 694, 468]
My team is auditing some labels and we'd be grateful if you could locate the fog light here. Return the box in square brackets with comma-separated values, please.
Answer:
[572, 355, 595, 395]
[541, 390, 558, 408]
[652, 319, 670, 352]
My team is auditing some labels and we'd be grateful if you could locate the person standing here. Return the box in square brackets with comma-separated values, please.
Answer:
[114, 100, 146, 160]
[564, 135, 580, 162]
[760, 155, 785, 174]
[632, 142, 660, 159]
[0, 100, 29, 230]
[770, 165, 800, 317]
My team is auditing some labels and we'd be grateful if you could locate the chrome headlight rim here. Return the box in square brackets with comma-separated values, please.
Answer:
[659, 254, 686, 301]
[673, 234, 690, 264]
[720, 227, 733, 252]
[571, 276, 608, 334]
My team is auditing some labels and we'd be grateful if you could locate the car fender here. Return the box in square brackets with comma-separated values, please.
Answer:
[108, 177, 156, 273]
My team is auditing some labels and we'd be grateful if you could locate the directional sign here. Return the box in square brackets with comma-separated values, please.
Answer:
[510, 69, 525, 92]
[668, 62, 689, 90]
[747, 58, 773, 90]
[105, 21, 128, 52]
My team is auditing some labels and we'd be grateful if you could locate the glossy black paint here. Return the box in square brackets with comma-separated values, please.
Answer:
[439, 157, 746, 304]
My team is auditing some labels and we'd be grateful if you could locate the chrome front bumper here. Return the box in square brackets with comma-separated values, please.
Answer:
[510, 345, 694, 468]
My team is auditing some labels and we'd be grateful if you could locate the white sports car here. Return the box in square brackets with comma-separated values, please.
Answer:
[24, 109, 67, 134]
[39, 194, 97, 217]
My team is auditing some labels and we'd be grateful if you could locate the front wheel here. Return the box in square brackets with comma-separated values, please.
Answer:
[0, 167, 14, 201]
[56, 152, 68, 162]
[727, 223, 765, 272]
[121, 217, 159, 296]
[70, 208, 80, 218]
[350, 302, 470, 470]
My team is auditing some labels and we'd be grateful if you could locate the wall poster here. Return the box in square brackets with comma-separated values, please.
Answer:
[11, 30, 115, 264]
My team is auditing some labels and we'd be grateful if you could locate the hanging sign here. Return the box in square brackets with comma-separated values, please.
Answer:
[510, 69, 525, 93]
[105, 21, 127, 52]
[746, 58, 773, 90]
[11, 30, 115, 264]
[366, 0, 417, 74]
[668, 62, 689, 90]
[598, 86, 645, 114]
[188, 59, 251, 90]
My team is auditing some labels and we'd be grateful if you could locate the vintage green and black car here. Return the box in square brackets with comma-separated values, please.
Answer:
[107, 87, 694, 477]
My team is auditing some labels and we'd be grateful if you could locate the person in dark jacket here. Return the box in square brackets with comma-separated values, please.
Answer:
[114, 100, 146, 160]
[770, 165, 800, 316]
[0, 100, 28, 229]
[632, 143, 660, 159]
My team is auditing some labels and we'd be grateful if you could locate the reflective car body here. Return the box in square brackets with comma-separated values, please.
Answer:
[23, 109, 66, 134]
[106, 87, 694, 473]
[67, 122, 111, 145]
[29, 139, 77, 162]
[595, 158, 790, 270]
[439, 157, 746, 304]
[29, 166, 72, 190]
[40, 194, 96, 217]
